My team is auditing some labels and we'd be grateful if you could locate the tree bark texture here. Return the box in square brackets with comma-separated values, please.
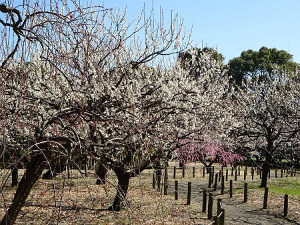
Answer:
[108, 168, 130, 211]
[95, 161, 107, 185]
[1, 155, 46, 225]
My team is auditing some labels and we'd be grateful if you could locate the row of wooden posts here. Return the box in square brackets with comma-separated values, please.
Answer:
[173, 165, 298, 181]
[152, 165, 294, 224]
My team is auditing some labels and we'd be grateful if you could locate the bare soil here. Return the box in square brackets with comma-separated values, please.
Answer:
[0, 163, 299, 224]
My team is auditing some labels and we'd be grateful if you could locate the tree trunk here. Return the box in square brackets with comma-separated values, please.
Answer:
[108, 169, 130, 211]
[11, 167, 18, 187]
[1, 155, 46, 225]
[260, 151, 272, 188]
[95, 161, 107, 185]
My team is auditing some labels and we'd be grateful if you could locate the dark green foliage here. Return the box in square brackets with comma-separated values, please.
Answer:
[228, 46, 300, 85]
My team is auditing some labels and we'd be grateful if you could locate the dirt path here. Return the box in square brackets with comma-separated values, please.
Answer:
[165, 165, 300, 225]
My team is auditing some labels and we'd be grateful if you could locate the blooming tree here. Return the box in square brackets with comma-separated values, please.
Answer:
[228, 76, 300, 187]
[176, 137, 242, 167]
[0, 1, 234, 223]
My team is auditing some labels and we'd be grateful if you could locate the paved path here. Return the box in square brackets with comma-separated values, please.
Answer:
[166, 168, 300, 225]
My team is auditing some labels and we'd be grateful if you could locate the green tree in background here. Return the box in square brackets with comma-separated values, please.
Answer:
[228, 46, 300, 85]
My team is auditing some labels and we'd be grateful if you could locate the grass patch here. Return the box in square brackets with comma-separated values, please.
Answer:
[267, 177, 300, 197]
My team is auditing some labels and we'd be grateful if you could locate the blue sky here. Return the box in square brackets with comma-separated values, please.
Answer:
[103, 0, 300, 63]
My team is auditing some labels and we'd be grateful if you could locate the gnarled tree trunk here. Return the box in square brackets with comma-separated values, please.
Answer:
[95, 161, 107, 185]
[1, 154, 46, 225]
[108, 167, 130, 211]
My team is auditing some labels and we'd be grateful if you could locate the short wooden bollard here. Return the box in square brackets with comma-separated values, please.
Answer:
[173, 166, 176, 179]
[226, 170, 228, 181]
[208, 193, 213, 219]
[203, 167, 205, 177]
[152, 173, 156, 189]
[244, 183, 248, 203]
[251, 168, 254, 180]
[202, 189, 207, 212]
[221, 175, 225, 195]
[284, 194, 288, 217]
[213, 216, 218, 225]
[193, 166, 195, 178]
[235, 170, 237, 181]
[281, 168, 283, 178]
[263, 187, 269, 209]
[187, 182, 191, 205]
[231, 167, 234, 176]
[208, 172, 212, 188]
[229, 180, 233, 198]
[164, 165, 168, 195]
[275, 169, 277, 178]
[214, 173, 219, 191]
[157, 169, 162, 192]
[238, 167, 240, 176]
[220, 208, 225, 225]
[175, 180, 178, 200]
[217, 198, 222, 216]
[182, 167, 185, 178]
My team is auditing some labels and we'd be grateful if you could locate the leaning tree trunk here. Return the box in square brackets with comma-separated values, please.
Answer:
[108, 168, 130, 211]
[95, 161, 107, 185]
[1, 154, 46, 225]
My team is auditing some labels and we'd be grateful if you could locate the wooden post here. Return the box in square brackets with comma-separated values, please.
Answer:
[231, 167, 234, 176]
[213, 216, 218, 225]
[208, 172, 212, 188]
[275, 169, 277, 178]
[238, 167, 240, 176]
[221, 175, 225, 195]
[202, 189, 207, 212]
[217, 198, 222, 217]
[214, 173, 219, 191]
[244, 170, 247, 180]
[263, 187, 269, 209]
[225, 170, 228, 181]
[173, 166, 176, 179]
[235, 170, 237, 181]
[193, 166, 195, 178]
[284, 194, 288, 217]
[244, 183, 248, 203]
[152, 172, 155, 189]
[164, 164, 168, 195]
[182, 166, 185, 178]
[157, 169, 161, 192]
[251, 168, 254, 180]
[203, 167, 205, 177]
[219, 208, 225, 225]
[230, 180, 233, 198]
[187, 182, 191, 205]
[11, 167, 18, 187]
[175, 180, 178, 200]
[281, 168, 283, 178]
[208, 193, 213, 219]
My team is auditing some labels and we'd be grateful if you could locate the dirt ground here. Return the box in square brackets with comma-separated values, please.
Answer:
[0, 163, 299, 224]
